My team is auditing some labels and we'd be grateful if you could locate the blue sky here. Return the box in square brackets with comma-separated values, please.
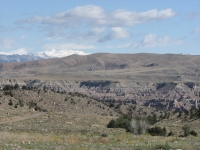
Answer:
[0, 0, 200, 55]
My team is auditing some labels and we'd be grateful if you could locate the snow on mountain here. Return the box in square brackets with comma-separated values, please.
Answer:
[36, 49, 88, 58]
[0, 49, 89, 62]
[0, 54, 42, 62]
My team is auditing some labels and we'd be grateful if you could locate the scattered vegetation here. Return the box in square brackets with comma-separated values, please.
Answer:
[107, 115, 131, 132]
[1, 82, 200, 150]
[101, 133, 108, 137]
[8, 99, 13, 106]
[190, 130, 198, 137]
[168, 131, 174, 136]
[147, 126, 166, 136]
[182, 125, 190, 137]
[146, 114, 157, 125]
[28, 101, 46, 112]
[18, 99, 24, 107]
[155, 143, 172, 150]
[4, 91, 13, 97]
[70, 98, 76, 105]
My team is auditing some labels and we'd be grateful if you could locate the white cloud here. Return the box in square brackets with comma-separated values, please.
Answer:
[14, 5, 177, 48]
[43, 43, 96, 50]
[134, 33, 183, 48]
[85, 27, 106, 36]
[0, 38, 15, 49]
[112, 27, 130, 38]
[193, 27, 200, 33]
[63, 27, 106, 43]
[107, 33, 183, 48]
[0, 48, 28, 55]
[16, 5, 105, 26]
[20, 35, 27, 39]
[98, 27, 130, 42]
[16, 5, 176, 27]
[108, 8, 176, 26]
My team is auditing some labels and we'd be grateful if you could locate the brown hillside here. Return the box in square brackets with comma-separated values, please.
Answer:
[0, 53, 199, 71]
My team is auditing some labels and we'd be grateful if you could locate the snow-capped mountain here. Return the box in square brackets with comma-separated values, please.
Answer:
[36, 49, 88, 59]
[0, 54, 42, 62]
[0, 49, 89, 62]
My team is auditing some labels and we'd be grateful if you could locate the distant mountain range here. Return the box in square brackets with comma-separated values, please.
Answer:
[0, 49, 88, 62]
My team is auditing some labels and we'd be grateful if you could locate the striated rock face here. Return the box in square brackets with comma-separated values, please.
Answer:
[1, 79, 200, 111]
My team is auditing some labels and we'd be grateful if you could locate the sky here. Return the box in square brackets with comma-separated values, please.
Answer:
[0, 0, 200, 55]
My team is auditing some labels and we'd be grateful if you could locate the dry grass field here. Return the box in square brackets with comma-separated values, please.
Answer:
[0, 89, 200, 150]
[1, 117, 200, 150]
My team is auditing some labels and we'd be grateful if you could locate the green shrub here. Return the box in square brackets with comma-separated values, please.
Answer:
[147, 126, 166, 136]
[35, 105, 42, 111]
[8, 99, 13, 106]
[177, 111, 182, 118]
[28, 101, 36, 108]
[101, 133, 108, 137]
[168, 131, 174, 136]
[107, 119, 116, 128]
[182, 125, 190, 137]
[155, 143, 172, 150]
[3, 85, 13, 91]
[14, 84, 19, 89]
[71, 98, 76, 105]
[109, 103, 114, 107]
[107, 116, 131, 132]
[4, 91, 13, 97]
[18, 99, 24, 107]
[146, 114, 157, 125]
[190, 130, 197, 137]
[22, 86, 28, 90]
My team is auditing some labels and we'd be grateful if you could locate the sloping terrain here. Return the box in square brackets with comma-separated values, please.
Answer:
[0, 53, 199, 82]
[0, 53, 200, 111]
[0, 88, 200, 150]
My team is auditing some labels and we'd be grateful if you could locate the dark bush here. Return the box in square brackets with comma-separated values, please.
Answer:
[35, 105, 42, 111]
[14, 84, 19, 89]
[18, 99, 24, 107]
[147, 126, 166, 136]
[109, 103, 114, 107]
[3, 85, 13, 91]
[177, 111, 182, 118]
[190, 130, 197, 137]
[146, 114, 157, 125]
[101, 133, 108, 137]
[168, 131, 174, 136]
[107, 116, 131, 132]
[107, 119, 116, 128]
[22, 85, 28, 90]
[182, 125, 190, 137]
[4, 91, 13, 97]
[28, 101, 36, 108]
[8, 99, 13, 106]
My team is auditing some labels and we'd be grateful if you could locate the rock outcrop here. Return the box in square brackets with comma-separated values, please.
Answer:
[1, 79, 200, 111]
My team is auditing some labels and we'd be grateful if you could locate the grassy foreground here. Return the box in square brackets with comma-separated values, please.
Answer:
[0, 131, 200, 150]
